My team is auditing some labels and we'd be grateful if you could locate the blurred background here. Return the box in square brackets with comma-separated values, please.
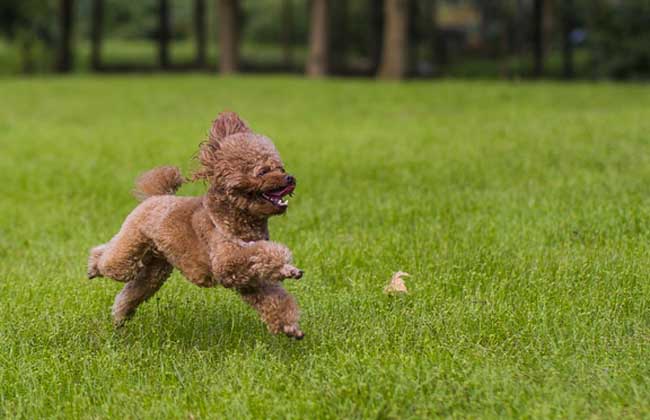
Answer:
[0, 0, 649, 80]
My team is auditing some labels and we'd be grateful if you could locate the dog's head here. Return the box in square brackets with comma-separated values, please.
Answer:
[193, 112, 296, 217]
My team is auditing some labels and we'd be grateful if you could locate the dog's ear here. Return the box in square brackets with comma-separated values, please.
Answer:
[192, 112, 252, 182]
[209, 111, 251, 144]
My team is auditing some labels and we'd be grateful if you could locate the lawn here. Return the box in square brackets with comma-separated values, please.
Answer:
[1, 75, 650, 419]
[0, 39, 308, 75]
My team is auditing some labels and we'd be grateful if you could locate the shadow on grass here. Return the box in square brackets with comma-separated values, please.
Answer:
[100, 292, 316, 359]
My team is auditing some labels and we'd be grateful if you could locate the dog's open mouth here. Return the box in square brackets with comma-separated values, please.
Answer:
[261, 184, 295, 208]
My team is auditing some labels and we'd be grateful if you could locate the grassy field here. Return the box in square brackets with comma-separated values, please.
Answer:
[0, 38, 584, 79]
[1, 76, 650, 419]
[0, 39, 307, 75]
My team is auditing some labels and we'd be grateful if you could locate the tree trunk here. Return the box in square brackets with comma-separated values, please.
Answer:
[512, 0, 525, 78]
[369, 0, 384, 75]
[281, 0, 294, 70]
[307, 0, 329, 77]
[56, 0, 74, 73]
[532, 0, 544, 77]
[194, 0, 207, 67]
[90, 0, 103, 71]
[513, 0, 523, 54]
[562, 0, 574, 79]
[330, 1, 349, 74]
[420, 0, 433, 75]
[218, 0, 240, 74]
[378, 0, 409, 80]
[159, 0, 171, 69]
[407, 0, 418, 76]
[432, 0, 448, 74]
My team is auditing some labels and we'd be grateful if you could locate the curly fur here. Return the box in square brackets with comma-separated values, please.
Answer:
[88, 111, 304, 339]
[132, 166, 184, 201]
[192, 111, 253, 183]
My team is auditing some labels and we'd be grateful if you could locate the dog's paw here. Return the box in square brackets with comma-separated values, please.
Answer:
[283, 324, 305, 340]
[87, 266, 101, 279]
[280, 264, 303, 280]
[87, 245, 105, 279]
[113, 317, 127, 328]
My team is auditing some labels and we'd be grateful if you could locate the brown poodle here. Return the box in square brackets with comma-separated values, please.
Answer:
[87, 112, 305, 339]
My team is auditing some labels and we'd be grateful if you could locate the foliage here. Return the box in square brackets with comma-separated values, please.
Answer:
[98, 0, 159, 39]
[0, 0, 57, 73]
[587, 0, 650, 79]
[1, 0, 650, 78]
[2, 76, 650, 418]
[241, 0, 309, 45]
[0, 0, 53, 40]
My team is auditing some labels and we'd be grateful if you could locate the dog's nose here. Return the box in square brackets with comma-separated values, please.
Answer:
[285, 175, 296, 185]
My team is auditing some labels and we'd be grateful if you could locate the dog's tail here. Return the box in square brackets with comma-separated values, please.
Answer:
[132, 166, 185, 201]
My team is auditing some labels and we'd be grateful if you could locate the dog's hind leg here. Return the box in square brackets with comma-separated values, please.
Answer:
[238, 284, 303, 339]
[89, 227, 150, 283]
[112, 254, 173, 327]
[87, 244, 106, 279]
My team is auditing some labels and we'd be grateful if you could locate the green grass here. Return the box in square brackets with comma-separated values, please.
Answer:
[0, 39, 308, 75]
[444, 50, 593, 79]
[1, 76, 650, 419]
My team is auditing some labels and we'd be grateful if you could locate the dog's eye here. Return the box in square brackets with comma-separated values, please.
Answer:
[257, 167, 270, 177]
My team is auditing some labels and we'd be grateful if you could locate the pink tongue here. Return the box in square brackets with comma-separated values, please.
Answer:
[266, 184, 294, 200]
[271, 186, 290, 198]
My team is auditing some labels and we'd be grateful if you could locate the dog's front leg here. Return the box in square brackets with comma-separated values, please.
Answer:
[238, 284, 303, 339]
[211, 241, 303, 288]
